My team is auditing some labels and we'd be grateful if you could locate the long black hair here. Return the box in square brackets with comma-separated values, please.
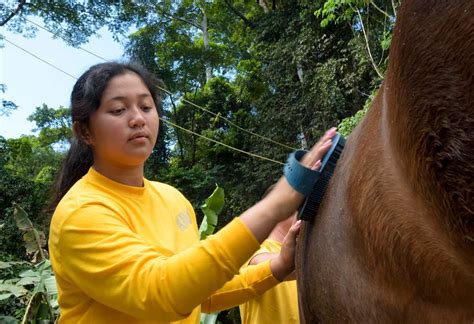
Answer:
[50, 62, 162, 209]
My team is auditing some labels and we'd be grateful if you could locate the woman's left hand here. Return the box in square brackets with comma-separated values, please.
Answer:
[270, 220, 302, 281]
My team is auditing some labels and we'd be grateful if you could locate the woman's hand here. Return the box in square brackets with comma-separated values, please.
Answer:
[240, 127, 337, 242]
[270, 220, 302, 281]
[263, 127, 337, 222]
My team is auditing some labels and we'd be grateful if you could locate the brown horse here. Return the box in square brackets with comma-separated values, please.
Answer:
[296, 0, 474, 322]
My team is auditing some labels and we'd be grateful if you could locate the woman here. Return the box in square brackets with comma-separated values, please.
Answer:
[49, 62, 336, 323]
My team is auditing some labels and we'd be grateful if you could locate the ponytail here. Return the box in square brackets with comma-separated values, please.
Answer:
[50, 139, 93, 210]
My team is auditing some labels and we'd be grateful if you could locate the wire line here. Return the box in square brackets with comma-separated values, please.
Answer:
[156, 85, 297, 150]
[161, 118, 284, 165]
[3, 37, 78, 79]
[1, 3, 298, 151]
[3, 37, 285, 165]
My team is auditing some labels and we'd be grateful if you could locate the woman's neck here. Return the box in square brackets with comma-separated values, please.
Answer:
[92, 162, 145, 187]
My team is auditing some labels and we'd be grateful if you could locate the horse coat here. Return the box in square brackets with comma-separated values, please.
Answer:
[296, 1, 474, 322]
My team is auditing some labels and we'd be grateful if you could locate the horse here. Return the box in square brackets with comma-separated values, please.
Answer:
[296, 0, 474, 322]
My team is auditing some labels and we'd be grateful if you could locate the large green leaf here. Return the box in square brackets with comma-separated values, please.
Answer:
[12, 203, 46, 262]
[200, 313, 218, 324]
[0, 316, 18, 324]
[0, 261, 29, 269]
[0, 283, 28, 298]
[17, 277, 40, 286]
[199, 185, 224, 240]
[44, 276, 58, 296]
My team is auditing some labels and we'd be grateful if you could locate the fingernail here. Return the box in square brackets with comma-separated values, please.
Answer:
[311, 160, 321, 170]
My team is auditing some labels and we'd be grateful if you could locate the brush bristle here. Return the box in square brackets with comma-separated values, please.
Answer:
[297, 136, 345, 222]
[298, 173, 331, 221]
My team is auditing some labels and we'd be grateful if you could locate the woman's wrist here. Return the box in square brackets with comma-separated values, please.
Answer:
[263, 176, 304, 221]
[269, 254, 292, 281]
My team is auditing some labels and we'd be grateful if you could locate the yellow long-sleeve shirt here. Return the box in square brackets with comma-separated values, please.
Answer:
[239, 240, 299, 324]
[49, 168, 279, 323]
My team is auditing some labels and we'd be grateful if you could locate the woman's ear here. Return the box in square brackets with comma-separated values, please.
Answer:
[73, 121, 93, 146]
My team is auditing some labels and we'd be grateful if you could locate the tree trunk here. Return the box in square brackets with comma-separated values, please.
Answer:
[201, 9, 213, 83]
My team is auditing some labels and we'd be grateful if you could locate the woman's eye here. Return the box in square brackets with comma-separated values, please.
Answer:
[110, 108, 125, 115]
[142, 106, 153, 112]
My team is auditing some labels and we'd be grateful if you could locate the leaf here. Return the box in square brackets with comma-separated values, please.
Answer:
[17, 277, 40, 286]
[199, 185, 224, 240]
[201, 185, 224, 215]
[0, 261, 29, 269]
[13, 203, 34, 232]
[0, 293, 15, 301]
[0, 283, 29, 297]
[0, 316, 18, 324]
[43, 276, 58, 296]
[12, 203, 46, 262]
[200, 312, 218, 324]
[19, 270, 39, 278]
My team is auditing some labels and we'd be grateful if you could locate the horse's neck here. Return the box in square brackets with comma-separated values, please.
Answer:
[382, 0, 473, 243]
[342, 0, 474, 309]
[340, 86, 474, 313]
[298, 2, 474, 321]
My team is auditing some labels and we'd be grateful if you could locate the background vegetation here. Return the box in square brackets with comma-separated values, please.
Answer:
[1, 0, 398, 322]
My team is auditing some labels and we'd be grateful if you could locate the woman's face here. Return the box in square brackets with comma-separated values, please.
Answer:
[85, 72, 159, 169]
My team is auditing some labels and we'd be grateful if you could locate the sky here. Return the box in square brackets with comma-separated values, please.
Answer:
[0, 19, 125, 139]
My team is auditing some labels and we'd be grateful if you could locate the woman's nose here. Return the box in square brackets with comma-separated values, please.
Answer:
[129, 107, 146, 128]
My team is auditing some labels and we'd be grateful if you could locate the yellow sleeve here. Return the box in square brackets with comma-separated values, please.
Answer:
[201, 259, 280, 313]
[56, 206, 259, 321]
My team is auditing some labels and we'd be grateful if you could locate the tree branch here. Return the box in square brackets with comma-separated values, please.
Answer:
[0, 0, 26, 26]
[354, 6, 383, 78]
[391, 0, 398, 17]
[258, 0, 269, 13]
[161, 10, 201, 30]
[370, 0, 390, 18]
[224, 0, 254, 28]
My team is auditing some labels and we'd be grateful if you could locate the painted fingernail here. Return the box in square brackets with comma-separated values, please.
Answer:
[312, 160, 321, 170]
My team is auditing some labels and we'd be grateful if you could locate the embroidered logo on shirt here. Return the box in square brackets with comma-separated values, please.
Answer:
[176, 210, 191, 231]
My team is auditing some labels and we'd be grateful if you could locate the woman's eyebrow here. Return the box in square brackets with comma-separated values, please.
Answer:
[107, 93, 151, 102]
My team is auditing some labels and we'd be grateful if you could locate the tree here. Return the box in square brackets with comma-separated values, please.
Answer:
[27, 104, 71, 148]
[0, 84, 18, 117]
[316, 0, 400, 78]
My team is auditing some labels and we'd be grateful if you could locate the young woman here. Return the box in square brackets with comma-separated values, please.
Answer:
[49, 62, 336, 323]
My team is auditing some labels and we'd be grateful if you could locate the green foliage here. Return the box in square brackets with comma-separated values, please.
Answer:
[199, 186, 224, 322]
[200, 312, 218, 324]
[12, 204, 46, 263]
[0, 207, 58, 323]
[316, 0, 400, 78]
[27, 104, 71, 148]
[0, 84, 18, 117]
[0, 260, 58, 323]
[338, 90, 376, 136]
[199, 185, 224, 240]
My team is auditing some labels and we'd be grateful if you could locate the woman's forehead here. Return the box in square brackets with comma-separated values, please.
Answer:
[102, 73, 151, 101]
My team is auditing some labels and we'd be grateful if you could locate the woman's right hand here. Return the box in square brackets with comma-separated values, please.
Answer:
[240, 127, 337, 242]
[263, 127, 337, 221]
